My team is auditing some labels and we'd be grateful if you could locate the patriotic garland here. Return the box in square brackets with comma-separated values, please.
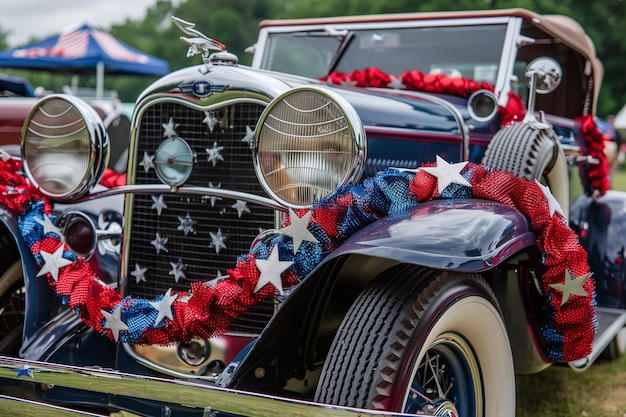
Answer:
[3, 154, 595, 363]
[322, 67, 526, 126]
[322, 67, 610, 196]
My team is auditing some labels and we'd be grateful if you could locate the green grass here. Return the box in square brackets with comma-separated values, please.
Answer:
[517, 354, 626, 416]
[612, 169, 626, 192]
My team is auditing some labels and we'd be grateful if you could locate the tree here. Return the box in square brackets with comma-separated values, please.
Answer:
[0, 26, 8, 51]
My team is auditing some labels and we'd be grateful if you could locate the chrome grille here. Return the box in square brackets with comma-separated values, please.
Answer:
[125, 99, 275, 334]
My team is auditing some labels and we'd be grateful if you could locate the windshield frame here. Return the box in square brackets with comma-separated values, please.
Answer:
[252, 16, 522, 106]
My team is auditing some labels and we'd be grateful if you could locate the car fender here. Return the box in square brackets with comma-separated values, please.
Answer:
[325, 198, 536, 272]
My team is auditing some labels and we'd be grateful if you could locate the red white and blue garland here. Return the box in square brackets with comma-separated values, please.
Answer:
[0, 153, 597, 363]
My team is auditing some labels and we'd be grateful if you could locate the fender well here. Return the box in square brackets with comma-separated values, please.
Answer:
[0, 204, 60, 343]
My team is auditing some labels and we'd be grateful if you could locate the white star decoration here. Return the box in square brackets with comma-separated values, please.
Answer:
[206, 271, 229, 289]
[35, 214, 62, 237]
[36, 245, 73, 281]
[421, 155, 471, 193]
[209, 228, 227, 254]
[149, 288, 178, 325]
[203, 111, 219, 132]
[241, 125, 255, 148]
[232, 200, 250, 218]
[151, 233, 169, 254]
[169, 258, 187, 283]
[162, 117, 179, 138]
[536, 181, 564, 217]
[206, 142, 225, 167]
[340, 78, 357, 87]
[177, 213, 197, 236]
[151, 195, 168, 216]
[388, 75, 404, 89]
[101, 308, 129, 342]
[130, 263, 148, 284]
[254, 245, 294, 296]
[139, 151, 155, 173]
[207, 182, 222, 207]
[549, 269, 591, 306]
[280, 208, 319, 253]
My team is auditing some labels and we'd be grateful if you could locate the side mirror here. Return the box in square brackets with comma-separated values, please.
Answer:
[523, 57, 562, 125]
[526, 57, 562, 95]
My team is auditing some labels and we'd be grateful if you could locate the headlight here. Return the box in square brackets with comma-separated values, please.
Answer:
[467, 89, 498, 122]
[21, 94, 109, 200]
[254, 86, 366, 208]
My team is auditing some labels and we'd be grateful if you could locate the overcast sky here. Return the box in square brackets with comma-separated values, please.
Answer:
[2, 0, 162, 47]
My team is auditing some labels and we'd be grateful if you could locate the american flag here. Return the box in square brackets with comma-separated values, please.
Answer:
[12, 25, 149, 63]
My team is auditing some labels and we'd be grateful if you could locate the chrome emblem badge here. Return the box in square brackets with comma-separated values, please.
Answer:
[192, 80, 212, 97]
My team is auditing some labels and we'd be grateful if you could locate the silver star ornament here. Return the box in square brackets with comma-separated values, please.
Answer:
[549, 269, 592, 306]
[254, 245, 294, 296]
[206, 142, 225, 167]
[162, 117, 179, 138]
[536, 181, 564, 217]
[241, 125, 255, 148]
[37, 245, 73, 281]
[169, 258, 187, 283]
[209, 228, 227, 254]
[35, 214, 62, 237]
[139, 151, 155, 173]
[101, 307, 129, 342]
[149, 288, 178, 325]
[177, 213, 197, 236]
[280, 208, 319, 253]
[130, 263, 148, 284]
[388, 75, 404, 89]
[203, 111, 219, 132]
[151, 195, 168, 216]
[421, 155, 471, 194]
[232, 200, 250, 218]
[151, 233, 169, 254]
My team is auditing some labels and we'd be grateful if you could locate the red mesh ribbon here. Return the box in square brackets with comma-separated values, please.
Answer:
[322, 67, 526, 126]
[576, 115, 610, 196]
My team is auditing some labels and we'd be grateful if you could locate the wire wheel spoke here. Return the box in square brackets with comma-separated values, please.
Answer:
[420, 350, 453, 401]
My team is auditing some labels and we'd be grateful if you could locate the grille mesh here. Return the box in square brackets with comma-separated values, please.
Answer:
[125, 100, 276, 334]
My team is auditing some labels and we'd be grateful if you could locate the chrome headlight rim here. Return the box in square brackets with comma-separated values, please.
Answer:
[467, 89, 498, 123]
[253, 85, 366, 209]
[21, 94, 109, 200]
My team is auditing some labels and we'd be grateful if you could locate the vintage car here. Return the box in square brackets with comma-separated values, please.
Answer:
[0, 8, 622, 417]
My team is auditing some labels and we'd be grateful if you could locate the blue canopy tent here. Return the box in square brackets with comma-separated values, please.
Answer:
[0, 23, 169, 98]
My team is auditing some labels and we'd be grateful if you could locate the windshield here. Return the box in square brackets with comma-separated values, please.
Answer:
[260, 23, 508, 85]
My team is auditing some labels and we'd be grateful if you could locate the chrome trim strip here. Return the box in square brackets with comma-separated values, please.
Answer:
[252, 16, 513, 70]
[122, 341, 219, 382]
[0, 357, 427, 417]
[69, 184, 288, 212]
[0, 395, 105, 416]
[495, 17, 524, 108]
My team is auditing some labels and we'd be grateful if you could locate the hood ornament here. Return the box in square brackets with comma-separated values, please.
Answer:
[172, 16, 238, 65]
